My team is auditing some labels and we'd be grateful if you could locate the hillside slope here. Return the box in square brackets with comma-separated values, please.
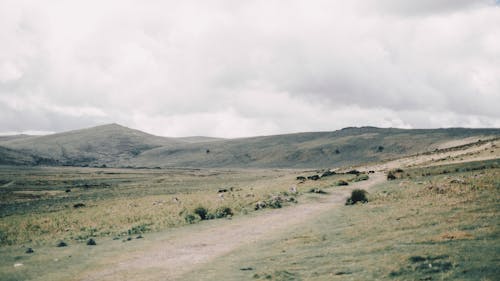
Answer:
[1, 125, 499, 168]
[130, 127, 500, 168]
[0, 124, 183, 166]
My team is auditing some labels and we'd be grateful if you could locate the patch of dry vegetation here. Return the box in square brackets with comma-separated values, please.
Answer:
[0, 166, 353, 246]
[183, 161, 499, 281]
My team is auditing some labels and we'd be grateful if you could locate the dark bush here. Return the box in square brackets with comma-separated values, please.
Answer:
[194, 206, 209, 220]
[215, 206, 233, 218]
[184, 213, 197, 224]
[321, 170, 336, 177]
[57, 241, 68, 247]
[87, 238, 96, 246]
[25, 247, 34, 254]
[345, 189, 368, 205]
[387, 171, 396, 180]
[346, 169, 360, 175]
[307, 175, 320, 180]
[309, 188, 327, 194]
[335, 180, 349, 186]
[127, 224, 150, 235]
[73, 203, 86, 208]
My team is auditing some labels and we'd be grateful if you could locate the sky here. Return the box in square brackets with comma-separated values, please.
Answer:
[0, 0, 499, 138]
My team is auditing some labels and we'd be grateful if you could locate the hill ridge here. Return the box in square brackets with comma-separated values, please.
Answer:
[1, 124, 499, 168]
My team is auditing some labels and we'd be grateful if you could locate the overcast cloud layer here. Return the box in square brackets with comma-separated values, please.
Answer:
[1, 0, 499, 137]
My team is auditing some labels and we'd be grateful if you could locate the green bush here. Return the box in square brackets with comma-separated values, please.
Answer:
[345, 189, 368, 205]
[184, 213, 198, 224]
[127, 224, 150, 235]
[215, 206, 233, 218]
[194, 206, 209, 220]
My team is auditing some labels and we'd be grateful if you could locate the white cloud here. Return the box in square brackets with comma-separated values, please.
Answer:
[0, 0, 499, 137]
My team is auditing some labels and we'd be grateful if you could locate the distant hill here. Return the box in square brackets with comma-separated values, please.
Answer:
[130, 127, 500, 168]
[0, 124, 499, 168]
[0, 124, 183, 166]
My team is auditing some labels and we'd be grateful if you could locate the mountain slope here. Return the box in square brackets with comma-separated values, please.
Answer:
[130, 127, 500, 168]
[0, 124, 183, 166]
[1, 125, 499, 168]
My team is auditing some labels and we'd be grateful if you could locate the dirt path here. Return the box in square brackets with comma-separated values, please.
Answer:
[79, 173, 385, 281]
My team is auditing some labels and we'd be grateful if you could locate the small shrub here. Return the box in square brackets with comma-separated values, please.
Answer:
[335, 180, 349, 186]
[345, 189, 368, 205]
[86, 238, 96, 246]
[184, 213, 198, 224]
[309, 188, 327, 194]
[128, 224, 150, 235]
[215, 206, 233, 218]
[194, 206, 209, 220]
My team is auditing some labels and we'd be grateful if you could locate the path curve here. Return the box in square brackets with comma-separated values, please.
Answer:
[80, 173, 385, 281]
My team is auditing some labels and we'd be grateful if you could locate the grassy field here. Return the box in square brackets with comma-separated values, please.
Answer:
[0, 166, 357, 246]
[0, 158, 498, 281]
[181, 160, 499, 280]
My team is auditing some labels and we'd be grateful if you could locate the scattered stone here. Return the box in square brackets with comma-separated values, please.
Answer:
[25, 247, 34, 254]
[87, 238, 96, 246]
[14, 263, 23, 267]
[112, 237, 120, 240]
[334, 271, 351, 275]
[136, 235, 143, 239]
[57, 241, 68, 247]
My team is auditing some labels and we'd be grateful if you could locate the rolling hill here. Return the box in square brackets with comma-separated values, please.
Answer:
[0, 124, 499, 168]
[0, 124, 183, 166]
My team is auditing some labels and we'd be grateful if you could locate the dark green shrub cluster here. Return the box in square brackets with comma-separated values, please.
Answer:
[194, 206, 209, 220]
[215, 206, 233, 218]
[185, 206, 234, 223]
[309, 188, 327, 194]
[184, 213, 198, 224]
[255, 196, 285, 210]
[345, 189, 368, 205]
[387, 171, 396, 180]
[127, 224, 150, 235]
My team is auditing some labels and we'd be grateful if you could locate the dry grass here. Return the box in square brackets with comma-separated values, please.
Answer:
[181, 163, 499, 280]
[0, 166, 352, 245]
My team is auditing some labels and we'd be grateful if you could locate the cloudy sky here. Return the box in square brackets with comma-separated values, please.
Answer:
[1, 0, 499, 137]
